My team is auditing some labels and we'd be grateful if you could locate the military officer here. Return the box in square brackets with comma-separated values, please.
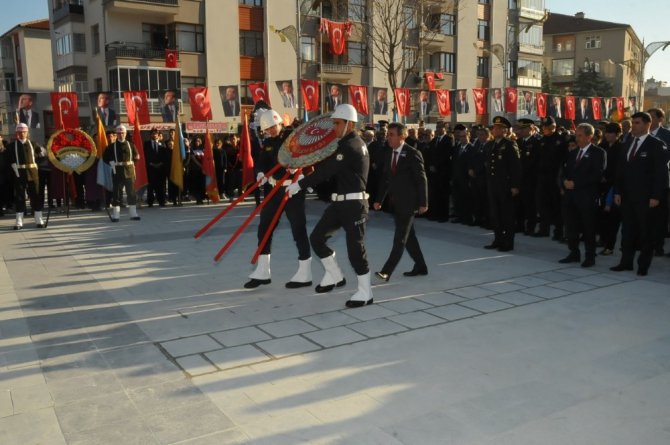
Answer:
[103, 125, 141, 222]
[8, 123, 46, 229]
[515, 118, 540, 234]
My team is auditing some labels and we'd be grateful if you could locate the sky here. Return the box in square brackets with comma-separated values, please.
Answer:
[1, 0, 668, 82]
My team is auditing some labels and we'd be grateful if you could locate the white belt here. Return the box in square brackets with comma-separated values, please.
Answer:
[331, 192, 369, 202]
[17, 163, 38, 169]
[117, 161, 134, 166]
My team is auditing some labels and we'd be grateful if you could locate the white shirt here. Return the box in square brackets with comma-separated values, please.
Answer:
[626, 134, 648, 158]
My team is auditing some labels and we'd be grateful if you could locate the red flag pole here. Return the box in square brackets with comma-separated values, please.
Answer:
[251, 168, 302, 264]
[213, 170, 291, 262]
[194, 163, 282, 239]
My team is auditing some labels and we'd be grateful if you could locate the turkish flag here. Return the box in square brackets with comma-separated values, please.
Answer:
[348, 85, 368, 115]
[132, 118, 148, 192]
[565, 95, 576, 120]
[615, 97, 625, 117]
[435, 89, 451, 117]
[591, 97, 602, 121]
[165, 49, 178, 68]
[239, 114, 255, 189]
[435, 72, 444, 80]
[123, 91, 150, 126]
[536, 92, 547, 118]
[300, 79, 319, 112]
[472, 88, 487, 115]
[424, 72, 436, 90]
[320, 19, 352, 56]
[248, 82, 270, 106]
[188, 87, 213, 121]
[505, 87, 518, 113]
[50, 92, 79, 129]
[394, 88, 411, 117]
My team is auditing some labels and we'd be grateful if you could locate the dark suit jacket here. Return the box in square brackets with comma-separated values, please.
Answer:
[377, 143, 428, 213]
[652, 127, 670, 148]
[615, 135, 668, 203]
[144, 139, 171, 173]
[96, 108, 117, 127]
[576, 106, 591, 122]
[373, 100, 387, 114]
[561, 144, 606, 202]
[223, 101, 239, 117]
[326, 96, 341, 112]
[162, 104, 176, 123]
[456, 100, 469, 114]
[18, 109, 40, 128]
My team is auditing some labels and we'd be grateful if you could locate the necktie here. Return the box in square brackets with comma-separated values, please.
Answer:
[154, 141, 158, 152]
[576, 149, 584, 163]
[628, 138, 639, 161]
[391, 150, 398, 175]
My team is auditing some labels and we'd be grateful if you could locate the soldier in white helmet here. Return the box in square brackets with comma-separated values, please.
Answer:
[9, 123, 46, 229]
[244, 109, 312, 290]
[287, 104, 373, 308]
[102, 125, 141, 222]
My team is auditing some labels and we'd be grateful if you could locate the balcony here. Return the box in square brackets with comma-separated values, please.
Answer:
[318, 63, 353, 81]
[103, 0, 178, 16]
[53, 2, 84, 24]
[105, 42, 176, 62]
[518, 42, 545, 56]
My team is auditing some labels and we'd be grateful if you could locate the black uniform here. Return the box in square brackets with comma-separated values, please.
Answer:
[7, 139, 45, 213]
[517, 135, 540, 234]
[144, 138, 170, 206]
[299, 131, 370, 275]
[535, 132, 567, 238]
[485, 137, 522, 251]
[451, 141, 473, 224]
[424, 133, 453, 221]
[103, 139, 139, 206]
[598, 139, 624, 251]
[468, 138, 488, 226]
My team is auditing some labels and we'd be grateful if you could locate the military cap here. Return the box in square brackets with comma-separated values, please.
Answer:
[517, 118, 534, 128]
[377, 120, 389, 127]
[540, 116, 556, 126]
[453, 124, 467, 131]
[15, 123, 28, 131]
[492, 116, 511, 129]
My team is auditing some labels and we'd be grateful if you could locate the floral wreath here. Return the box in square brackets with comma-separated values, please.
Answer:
[47, 129, 97, 174]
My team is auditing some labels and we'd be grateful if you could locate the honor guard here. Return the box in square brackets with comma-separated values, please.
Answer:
[9, 123, 46, 229]
[103, 125, 141, 222]
[516, 118, 540, 234]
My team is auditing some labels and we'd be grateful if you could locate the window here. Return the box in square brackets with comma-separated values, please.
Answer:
[300, 36, 316, 62]
[348, 41, 367, 65]
[173, 24, 205, 52]
[239, 31, 263, 57]
[182, 76, 206, 102]
[479, 0, 490, 3]
[430, 52, 455, 73]
[430, 13, 455, 35]
[477, 56, 489, 77]
[143, 24, 168, 50]
[583, 60, 600, 72]
[404, 47, 416, 70]
[55, 71, 88, 101]
[56, 34, 71, 56]
[517, 59, 542, 87]
[552, 58, 574, 76]
[585, 35, 601, 49]
[1, 73, 16, 92]
[520, 0, 545, 10]
[73, 33, 86, 52]
[108, 67, 181, 100]
[509, 0, 518, 8]
[403, 5, 416, 29]
[94, 78, 102, 92]
[91, 24, 100, 54]
[478, 20, 489, 40]
[348, 0, 365, 21]
[518, 25, 543, 47]
[553, 36, 575, 52]
[239, 0, 263, 5]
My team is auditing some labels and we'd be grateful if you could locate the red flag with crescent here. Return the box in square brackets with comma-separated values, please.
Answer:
[394, 88, 411, 117]
[591, 97, 602, 121]
[435, 72, 444, 80]
[424, 72, 436, 91]
[565, 95, 576, 120]
[536, 92, 547, 118]
[435, 89, 451, 117]
[300, 79, 320, 112]
[472, 88, 487, 115]
[615, 97, 625, 116]
[320, 19, 353, 56]
[348, 85, 368, 115]
[188, 87, 213, 121]
[123, 91, 150, 126]
[132, 118, 148, 192]
[165, 49, 178, 68]
[505, 87, 518, 113]
[50, 92, 79, 129]
[248, 82, 270, 106]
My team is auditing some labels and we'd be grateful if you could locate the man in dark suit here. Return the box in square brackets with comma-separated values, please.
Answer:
[549, 96, 563, 119]
[558, 123, 606, 267]
[161, 90, 177, 123]
[611, 112, 669, 276]
[451, 124, 473, 224]
[455, 89, 469, 114]
[326, 84, 342, 111]
[418, 90, 431, 117]
[424, 121, 453, 222]
[373, 122, 429, 282]
[576, 97, 591, 123]
[222, 87, 239, 117]
[647, 107, 670, 256]
[144, 128, 170, 207]
[373, 89, 388, 115]
[16, 94, 40, 129]
[95, 93, 117, 127]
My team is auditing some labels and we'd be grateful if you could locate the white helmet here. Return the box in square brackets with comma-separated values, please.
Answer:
[259, 109, 283, 131]
[332, 104, 358, 123]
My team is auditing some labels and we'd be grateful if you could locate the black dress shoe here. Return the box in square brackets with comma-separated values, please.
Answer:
[403, 268, 428, 277]
[244, 278, 271, 289]
[531, 231, 550, 238]
[130, 216, 141, 221]
[497, 246, 514, 252]
[36, 224, 45, 229]
[285, 280, 312, 289]
[581, 258, 595, 268]
[375, 271, 390, 282]
[345, 298, 373, 308]
[610, 264, 633, 272]
[315, 278, 346, 293]
[13, 225, 22, 230]
[111, 218, 119, 223]
[559, 254, 580, 264]
[484, 243, 499, 250]
[637, 269, 648, 276]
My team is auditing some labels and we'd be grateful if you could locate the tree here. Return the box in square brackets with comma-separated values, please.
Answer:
[573, 65, 613, 98]
[541, 67, 560, 95]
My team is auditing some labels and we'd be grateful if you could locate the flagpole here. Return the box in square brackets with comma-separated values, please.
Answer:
[296, 0, 302, 120]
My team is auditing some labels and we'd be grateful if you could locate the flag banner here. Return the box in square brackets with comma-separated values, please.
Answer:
[435, 89, 451, 117]
[615, 96, 625, 117]
[591, 97, 602, 121]
[301, 79, 320, 112]
[240, 113, 255, 190]
[123, 90, 150, 126]
[319, 19, 353, 55]
[95, 113, 108, 159]
[132, 119, 148, 191]
[536, 92, 547, 118]
[505, 87, 518, 113]
[472, 88, 487, 115]
[424, 71, 436, 90]
[95, 118, 112, 193]
[348, 85, 368, 115]
[50, 92, 79, 130]
[165, 49, 178, 68]
[169, 113, 185, 191]
[248, 82, 270, 105]
[203, 128, 220, 203]
[435, 72, 444, 79]
[565, 95, 576, 120]
[394, 88, 411, 117]
[188, 87, 213, 121]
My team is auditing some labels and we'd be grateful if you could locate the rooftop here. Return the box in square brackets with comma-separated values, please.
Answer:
[544, 12, 629, 35]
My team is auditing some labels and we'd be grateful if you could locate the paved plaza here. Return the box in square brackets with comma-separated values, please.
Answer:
[1, 198, 670, 444]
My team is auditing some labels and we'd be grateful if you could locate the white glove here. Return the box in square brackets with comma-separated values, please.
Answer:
[297, 174, 304, 181]
[109, 161, 116, 174]
[11, 163, 19, 178]
[256, 172, 267, 185]
[286, 182, 301, 197]
[288, 168, 298, 174]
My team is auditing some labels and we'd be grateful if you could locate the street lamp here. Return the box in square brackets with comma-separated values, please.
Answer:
[640, 41, 670, 107]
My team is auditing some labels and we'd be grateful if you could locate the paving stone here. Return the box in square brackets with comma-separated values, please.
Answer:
[160, 335, 222, 358]
[255, 336, 321, 359]
[548, 280, 596, 293]
[64, 418, 158, 445]
[0, 390, 12, 418]
[379, 298, 433, 313]
[258, 319, 317, 338]
[303, 326, 367, 348]
[458, 297, 515, 313]
[55, 391, 138, 434]
[210, 327, 271, 347]
[447, 286, 498, 299]
[425, 304, 482, 321]
[128, 379, 206, 415]
[491, 291, 545, 306]
[0, 365, 46, 390]
[388, 311, 446, 329]
[10, 383, 53, 413]
[415, 292, 467, 306]
[521, 285, 571, 299]
[575, 274, 624, 287]
[301, 311, 360, 329]
[348, 318, 408, 338]
[478, 281, 526, 293]
[176, 355, 218, 376]
[0, 408, 67, 445]
[346, 304, 399, 321]
[174, 429, 250, 445]
[532, 271, 576, 282]
[206, 345, 271, 369]
[558, 267, 599, 277]
[508, 276, 552, 287]
[48, 371, 124, 405]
